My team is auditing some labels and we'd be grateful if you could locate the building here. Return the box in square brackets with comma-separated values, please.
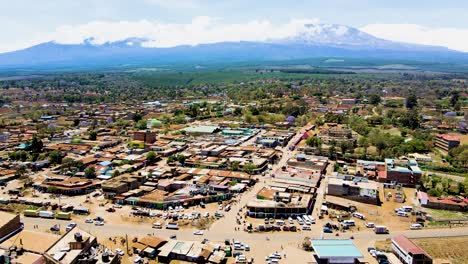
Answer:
[311, 239, 363, 264]
[38, 176, 100, 195]
[327, 177, 379, 205]
[356, 159, 422, 186]
[101, 173, 146, 198]
[134, 130, 157, 144]
[417, 191, 468, 212]
[132, 236, 167, 259]
[44, 226, 119, 264]
[392, 235, 432, 264]
[246, 191, 314, 218]
[183, 125, 220, 135]
[384, 159, 422, 186]
[0, 212, 22, 243]
[435, 134, 460, 152]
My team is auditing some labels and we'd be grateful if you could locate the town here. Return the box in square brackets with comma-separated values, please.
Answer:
[0, 72, 465, 264]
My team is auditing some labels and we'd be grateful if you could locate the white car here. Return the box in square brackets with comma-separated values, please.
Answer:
[410, 223, 423, 230]
[193, 230, 204, 235]
[115, 248, 125, 256]
[218, 205, 223, 210]
[94, 221, 104, 226]
[113, 204, 122, 209]
[85, 218, 93, 224]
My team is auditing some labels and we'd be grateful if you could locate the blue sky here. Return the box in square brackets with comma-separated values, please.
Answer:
[1, 0, 467, 52]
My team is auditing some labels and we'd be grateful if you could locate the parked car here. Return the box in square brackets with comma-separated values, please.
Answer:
[365, 222, 375, 228]
[397, 211, 408, 217]
[410, 223, 423, 230]
[323, 228, 333, 233]
[94, 221, 104, 226]
[115, 248, 125, 256]
[85, 218, 93, 223]
[50, 224, 60, 232]
[193, 230, 204, 235]
[66, 222, 77, 231]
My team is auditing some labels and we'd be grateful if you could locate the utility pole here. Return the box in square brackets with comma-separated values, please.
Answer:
[126, 234, 129, 254]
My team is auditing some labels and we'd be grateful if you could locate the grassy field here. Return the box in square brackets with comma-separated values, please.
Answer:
[414, 236, 468, 264]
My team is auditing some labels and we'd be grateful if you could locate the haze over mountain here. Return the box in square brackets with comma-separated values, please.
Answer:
[0, 23, 466, 71]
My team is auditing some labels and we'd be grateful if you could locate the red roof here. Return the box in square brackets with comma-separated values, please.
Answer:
[392, 235, 426, 255]
[437, 134, 460, 142]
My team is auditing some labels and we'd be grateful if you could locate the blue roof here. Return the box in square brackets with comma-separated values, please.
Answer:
[99, 161, 112, 166]
[311, 240, 363, 258]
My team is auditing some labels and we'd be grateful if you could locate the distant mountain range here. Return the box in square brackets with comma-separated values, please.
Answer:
[0, 23, 467, 71]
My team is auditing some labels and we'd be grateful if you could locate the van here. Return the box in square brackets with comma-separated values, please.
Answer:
[401, 206, 413, 212]
[342, 220, 355, 226]
[397, 211, 408, 217]
[353, 212, 365, 220]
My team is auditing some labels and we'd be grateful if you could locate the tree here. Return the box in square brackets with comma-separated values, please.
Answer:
[406, 93, 418, 109]
[88, 130, 97, 140]
[29, 134, 43, 153]
[306, 136, 322, 148]
[369, 94, 381, 105]
[243, 162, 257, 175]
[48, 150, 63, 164]
[399, 110, 420, 130]
[85, 167, 96, 178]
[135, 119, 147, 130]
[132, 112, 143, 122]
[230, 161, 240, 171]
[146, 151, 157, 164]
[177, 155, 186, 164]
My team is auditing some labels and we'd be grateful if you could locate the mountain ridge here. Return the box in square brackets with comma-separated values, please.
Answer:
[0, 23, 466, 70]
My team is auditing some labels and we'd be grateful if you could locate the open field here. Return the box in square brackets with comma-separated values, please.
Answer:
[414, 236, 468, 264]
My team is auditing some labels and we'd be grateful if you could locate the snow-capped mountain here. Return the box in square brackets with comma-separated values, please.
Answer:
[281, 23, 439, 50]
[0, 23, 465, 70]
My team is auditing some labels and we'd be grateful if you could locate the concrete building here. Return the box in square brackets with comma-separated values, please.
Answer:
[435, 134, 460, 152]
[44, 227, 119, 264]
[134, 130, 157, 144]
[327, 177, 379, 205]
[246, 191, 314, 218]
[392, 235, 432, 264]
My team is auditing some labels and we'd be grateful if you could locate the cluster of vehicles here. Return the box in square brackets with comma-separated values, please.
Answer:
[394, 206, 413, 217]
[265, 252, 282, 264]
[368, 247, 390, 264]
[84, 216, 105, 226]
[230, 240, 251, 264]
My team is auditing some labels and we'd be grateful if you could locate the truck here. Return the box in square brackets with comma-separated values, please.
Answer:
[24, 209, 39, 217]
[373, 225, 389, 234]
[56, 212, 72, 220]
[38, 210, 55, 219]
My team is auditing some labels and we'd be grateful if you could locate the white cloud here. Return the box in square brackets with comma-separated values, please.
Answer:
[46, 16, 320, 47]
[361, 24, 468, 52]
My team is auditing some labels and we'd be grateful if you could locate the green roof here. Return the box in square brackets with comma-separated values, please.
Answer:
[311, 240, 363, 258]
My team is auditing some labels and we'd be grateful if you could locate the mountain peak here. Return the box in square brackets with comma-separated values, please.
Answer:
[282, 23, 389, 47]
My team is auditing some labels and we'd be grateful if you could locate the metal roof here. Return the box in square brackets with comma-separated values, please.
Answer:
[311, 239, 363, 258]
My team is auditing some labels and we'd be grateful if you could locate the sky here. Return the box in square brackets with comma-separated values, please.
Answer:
[1, 0, 468, 52]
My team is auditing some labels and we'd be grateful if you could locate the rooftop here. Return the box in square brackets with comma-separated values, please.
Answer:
[311, 239, 363, 258]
